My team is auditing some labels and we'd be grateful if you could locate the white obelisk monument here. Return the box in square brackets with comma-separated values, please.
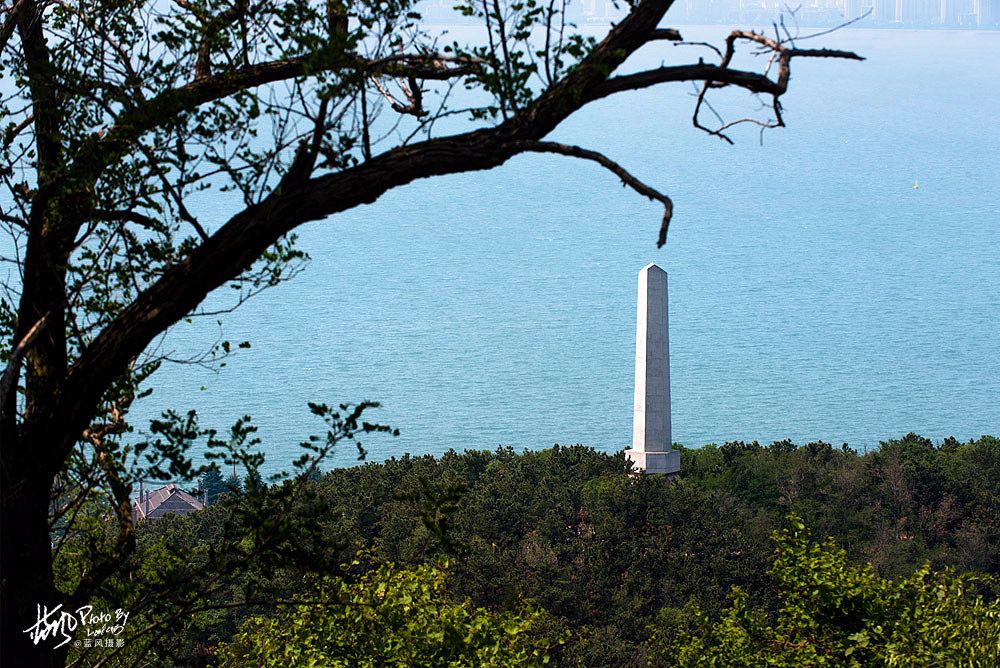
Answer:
[625, 263, 680, 475]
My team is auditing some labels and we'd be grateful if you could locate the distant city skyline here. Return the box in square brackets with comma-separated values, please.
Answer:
[418, 0, 1000, 28]
[669, 0, 999, 27]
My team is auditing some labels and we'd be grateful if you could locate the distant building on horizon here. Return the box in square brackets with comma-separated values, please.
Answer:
[133, 483, 204, 523]
[562, 0, 1000, 26]
[975, 0, 1000, 23]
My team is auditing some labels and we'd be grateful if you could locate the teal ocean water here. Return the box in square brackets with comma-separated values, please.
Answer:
[139, 28, 999, 469]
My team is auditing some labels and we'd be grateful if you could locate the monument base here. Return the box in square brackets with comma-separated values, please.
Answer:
[625, 448, 680, 475]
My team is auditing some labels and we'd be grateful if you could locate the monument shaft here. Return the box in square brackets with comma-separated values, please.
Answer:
[626, 263, 680, 475]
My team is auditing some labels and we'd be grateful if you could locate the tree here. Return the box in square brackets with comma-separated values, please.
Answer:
[226, 473, 245, 496]
[244, 467, 266, 492]
[0, 0, 863, 664]
[649, 516, 1000, 667]
[200, 468, 227, 504]
[216, 558, 558, 667]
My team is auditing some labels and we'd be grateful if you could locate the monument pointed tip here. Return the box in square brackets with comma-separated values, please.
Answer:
[641, 262, 666, 274]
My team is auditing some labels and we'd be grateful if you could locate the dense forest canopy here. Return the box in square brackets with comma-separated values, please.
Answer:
[59, 432, 1000, 666]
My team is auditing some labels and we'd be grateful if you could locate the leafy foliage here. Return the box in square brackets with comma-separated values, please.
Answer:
[216, 558, 558, 668]
[136, 434, 998, 666]
[651, 515, 1000, 667]
[51, 403, 396, 668]
[199, 469, 227, 504]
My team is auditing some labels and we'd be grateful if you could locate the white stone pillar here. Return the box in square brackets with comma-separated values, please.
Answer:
[625, 263, 680, 475]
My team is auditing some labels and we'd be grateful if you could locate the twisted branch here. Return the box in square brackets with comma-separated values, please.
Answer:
[511, 141, 674, 247]
[689, 27, 863, 143]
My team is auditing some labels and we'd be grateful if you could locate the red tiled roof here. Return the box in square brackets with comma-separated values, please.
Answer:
[133, 483, 204, 522]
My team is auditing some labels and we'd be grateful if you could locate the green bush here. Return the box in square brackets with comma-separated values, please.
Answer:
[217, 557, 559, 667]
[651, 516, 1000, 667]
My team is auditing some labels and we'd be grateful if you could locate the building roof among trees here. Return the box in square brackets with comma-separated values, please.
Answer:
[133, 483, 204, 522]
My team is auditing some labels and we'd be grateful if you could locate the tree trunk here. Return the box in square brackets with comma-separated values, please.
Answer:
[1, 446, 65, 667]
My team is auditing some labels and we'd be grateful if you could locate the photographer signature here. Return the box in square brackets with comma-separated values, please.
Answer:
[23, 604, 130, 649]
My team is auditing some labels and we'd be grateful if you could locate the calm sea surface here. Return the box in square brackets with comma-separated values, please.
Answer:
[138, 27, 999, 470]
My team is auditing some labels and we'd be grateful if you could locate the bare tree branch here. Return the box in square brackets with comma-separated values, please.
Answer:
[186, 0, 250, 79]
[0, 311, 49, 418]
[2, 113, 33, 148]
[92, 209, 164, 232]
[673, 40, 723, 58]
[687, 26, 863, 143]
[649, 28, 683, 41]
[56, 52, 483, 241]
[0, 0, 27, 55]
[0, 210, 28, 230]
[592, 63, 783, 100]
[370, 74, 427, 116]
[511, 140, 673, 247]
[60, 0, 683, 452]
[280, 97, 331, 188]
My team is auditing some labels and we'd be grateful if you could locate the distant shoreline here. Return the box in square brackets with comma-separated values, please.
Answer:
[416, 16, 1000, 32]
[419, 18, 1000, 31]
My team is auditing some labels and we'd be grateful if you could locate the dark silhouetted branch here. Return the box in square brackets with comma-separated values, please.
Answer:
[511, 140, 674, 248]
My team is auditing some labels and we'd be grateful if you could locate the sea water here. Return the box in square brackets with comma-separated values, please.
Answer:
[127, 28, 1000, 469]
